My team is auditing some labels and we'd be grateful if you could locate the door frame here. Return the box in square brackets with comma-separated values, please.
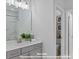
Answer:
[55, 4, 66, 58]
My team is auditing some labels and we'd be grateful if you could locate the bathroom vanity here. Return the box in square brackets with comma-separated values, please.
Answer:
[6, 1, 42, 59]
[6, 40, 42, 59]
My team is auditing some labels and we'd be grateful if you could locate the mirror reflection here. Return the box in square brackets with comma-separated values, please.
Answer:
[6, 2, 32, 41]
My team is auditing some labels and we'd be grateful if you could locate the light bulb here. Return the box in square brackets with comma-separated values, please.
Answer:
[18, 2, 22, 7]
[25, 5, 29, 9]
[11, 0, 15, 5]
[15, 1, 19, 8]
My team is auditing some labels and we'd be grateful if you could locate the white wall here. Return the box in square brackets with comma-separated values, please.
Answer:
[64, 0, 73, 10]
[55, 0, 64, 8]
[32, 0, 56, 58]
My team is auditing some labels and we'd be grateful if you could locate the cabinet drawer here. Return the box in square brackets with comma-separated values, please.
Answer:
[8, 53, 29, 59]
[33, 43, 42, 48]
[6, 49, 20, 59]
[9, 56, 20, 59]
[21, 43, 42, 54]
[19, 53, 30, 59]
[22, 46, 33, 54]
[29, 47, 42, 59]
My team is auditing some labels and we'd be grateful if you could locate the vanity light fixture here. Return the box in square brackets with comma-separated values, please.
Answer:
[6, 0, 30, 9]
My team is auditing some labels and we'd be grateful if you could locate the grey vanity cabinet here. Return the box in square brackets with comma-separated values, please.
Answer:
[6, 49, 20, 59]
[10, 53, 29, 59]
[6, 43, 42, 59]
[21, 43, 42, 59]
[29, 47, 42, 59]
[7, 49, 30, 59]
[9, 56, 20, 59]
[21, 53, 30, 59]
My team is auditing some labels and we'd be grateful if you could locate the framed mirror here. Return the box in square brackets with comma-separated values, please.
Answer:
[6, 0, 32, 41]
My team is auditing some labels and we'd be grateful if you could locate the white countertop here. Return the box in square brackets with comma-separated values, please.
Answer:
[6, 39, 42, 52]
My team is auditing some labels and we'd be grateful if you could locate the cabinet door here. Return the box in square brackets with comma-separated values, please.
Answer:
[21, 53, 30, 59]
[6, 49, 20, 59]
[9, 56, 21, 59]
[9, 53, 29, 59]
[29, 47, 42, 59]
